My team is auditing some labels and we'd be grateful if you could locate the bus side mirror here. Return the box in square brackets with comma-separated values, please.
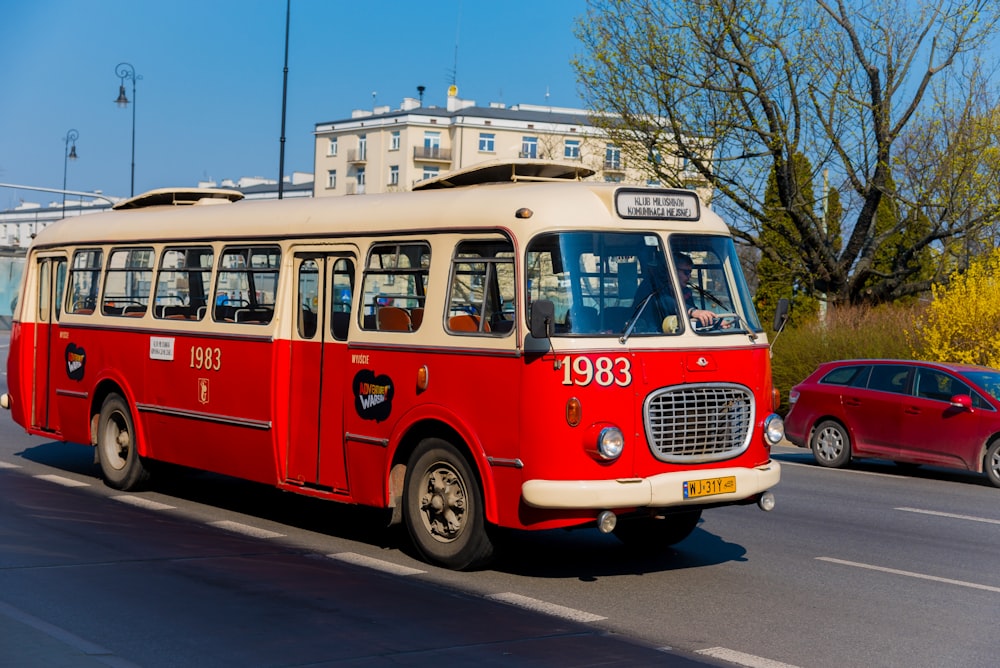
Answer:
[773, 298, 790, 333]
[529, 300, 555, 339]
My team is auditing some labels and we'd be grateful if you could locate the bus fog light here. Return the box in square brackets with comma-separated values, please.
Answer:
[597, 510, 617, 533]
[758, 491, 775, 511]
[763, 413, 784, 445]
[597, 426, 624, 460]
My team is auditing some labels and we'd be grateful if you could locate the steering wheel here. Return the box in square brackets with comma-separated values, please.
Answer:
[691, 312, 740, 332]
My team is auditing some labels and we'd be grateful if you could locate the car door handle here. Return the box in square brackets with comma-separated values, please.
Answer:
[904, 406, 920, 415]
[843, 398, 861, 407]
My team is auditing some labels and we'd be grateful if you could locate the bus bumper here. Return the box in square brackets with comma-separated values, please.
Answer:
[521, 461, 780, 509]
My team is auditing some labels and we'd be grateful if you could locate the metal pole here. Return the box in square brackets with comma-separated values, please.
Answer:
[115, 63, 142, 197]
[61, 129, 79, 219]
[278, 0, 291, 199]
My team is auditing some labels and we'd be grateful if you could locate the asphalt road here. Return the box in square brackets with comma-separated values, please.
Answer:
[1, 330, 998, 667]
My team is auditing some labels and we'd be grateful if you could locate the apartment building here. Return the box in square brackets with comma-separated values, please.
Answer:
[313, 88, 702, 196]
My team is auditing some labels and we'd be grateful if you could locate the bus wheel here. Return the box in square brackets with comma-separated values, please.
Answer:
[403, 439, 493, 570]
[97, 394, 149, 491]
[613, 510, 702, 552]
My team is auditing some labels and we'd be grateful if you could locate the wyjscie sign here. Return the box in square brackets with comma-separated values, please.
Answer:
[615, 188, 700, 221]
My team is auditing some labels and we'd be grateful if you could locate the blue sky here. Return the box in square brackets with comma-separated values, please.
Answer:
[0, 0, 588, 207]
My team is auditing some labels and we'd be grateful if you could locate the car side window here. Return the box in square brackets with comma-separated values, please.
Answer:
[821, 366, 864, 385]
[867, 364, 911, 394]
[914, 369, 957, 402]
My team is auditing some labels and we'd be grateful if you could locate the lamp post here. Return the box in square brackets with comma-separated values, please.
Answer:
[61, 129, 79, 219]
[114, 62, 142, 197]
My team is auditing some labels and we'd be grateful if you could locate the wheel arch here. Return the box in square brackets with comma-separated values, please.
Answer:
[88, 377, 143, 454]
[387, 409, 497, 527]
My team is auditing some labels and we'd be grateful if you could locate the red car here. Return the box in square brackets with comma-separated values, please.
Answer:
[785, 359, 1000, 487]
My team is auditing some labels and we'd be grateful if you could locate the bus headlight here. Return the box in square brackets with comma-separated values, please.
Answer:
[596, 426, 624, 460]
[763, 413, 784, 445]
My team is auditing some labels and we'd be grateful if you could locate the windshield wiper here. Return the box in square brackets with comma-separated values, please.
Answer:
[619, 290, 657, 344]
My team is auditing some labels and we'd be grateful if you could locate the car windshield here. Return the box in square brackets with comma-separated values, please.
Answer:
[959, 369, 1000, 402]
[524, 232, 761, 337]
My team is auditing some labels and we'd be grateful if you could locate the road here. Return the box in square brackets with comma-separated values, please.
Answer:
[1, 338, 998, 666]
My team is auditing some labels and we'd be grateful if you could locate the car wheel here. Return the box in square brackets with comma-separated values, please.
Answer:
[97, 393, 149, 490]
[810, 419, 851, 468]
[985, 440, 1000, 488]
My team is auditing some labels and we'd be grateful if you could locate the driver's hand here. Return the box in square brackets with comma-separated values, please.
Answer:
[688, 308, 716, 327]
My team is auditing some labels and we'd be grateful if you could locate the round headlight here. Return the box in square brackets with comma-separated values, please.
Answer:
[597, 426, 625, 460]
[763, 413, 784, 445]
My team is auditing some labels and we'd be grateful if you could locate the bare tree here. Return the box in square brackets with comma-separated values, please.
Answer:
[574, 0, 1000, 304]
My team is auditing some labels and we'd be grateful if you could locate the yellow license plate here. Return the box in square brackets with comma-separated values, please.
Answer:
[683, 475, 736, 499]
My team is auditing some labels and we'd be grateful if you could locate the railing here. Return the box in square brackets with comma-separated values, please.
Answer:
[347, 149, 367, 164]
[412, 147, 452, 162]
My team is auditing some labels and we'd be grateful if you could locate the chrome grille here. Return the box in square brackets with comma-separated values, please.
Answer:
[644, 383, 754, 462]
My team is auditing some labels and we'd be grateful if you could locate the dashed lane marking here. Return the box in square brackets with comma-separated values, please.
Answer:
[485, 592, 606, 623]
[817, 557, 1000, 593]
[112, 495, 176, 511]
[34, 474, 88, 487]
[207, 520, 284, 539]
[697, 647, 801, 668]
[896, 506, 1000, 525]
[327, 552, 426, 576]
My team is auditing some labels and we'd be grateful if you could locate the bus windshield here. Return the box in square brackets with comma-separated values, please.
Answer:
[525, 232, 761, 337]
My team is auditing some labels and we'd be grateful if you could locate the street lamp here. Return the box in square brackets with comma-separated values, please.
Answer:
[61, 129, 79, 219]
[114, 62, 142, 197]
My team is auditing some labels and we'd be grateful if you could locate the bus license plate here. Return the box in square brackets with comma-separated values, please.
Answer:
[683, 476, 736, 499]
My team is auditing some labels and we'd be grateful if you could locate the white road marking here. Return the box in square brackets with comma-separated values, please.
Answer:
[895, 506, 1000, 525]
[327, 552, 426, 576]
[34, 474, 88, 487]
[0, 460, 21, 469]
[817, 557, 1000, 593]
[208, 520, 284, 539]
[697, 647, 801, 668]
[485, 592, 606, 623]
[112, 495, 176, 511]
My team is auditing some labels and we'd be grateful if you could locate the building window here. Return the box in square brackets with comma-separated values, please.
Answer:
[521, 136, 538, 159]
[423, 131, 441, 158]
[357, 167, 366, 187]
[358, 135, 367, 161]
[564, 139, 580, 160]
[389, 165, 399, 186]
[605, 144, 622, 170]
[478, 132, 495, 153]
[423, 165, 439, 181]
[328, 137, 338, 156]
[390, 131, 400, 151]
[327, 170, 337, 189]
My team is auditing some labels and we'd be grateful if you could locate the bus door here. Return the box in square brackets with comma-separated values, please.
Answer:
[287, 250, 356, 492]
[30, 255, 67, 432]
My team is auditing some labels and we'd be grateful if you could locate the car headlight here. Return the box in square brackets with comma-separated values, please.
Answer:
[763, 413, 784, 445]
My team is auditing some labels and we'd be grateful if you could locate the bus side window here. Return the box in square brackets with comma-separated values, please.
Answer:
[359, 242, 429, 332]
[447, 239, 515, 335]
[214, 245, 280, 325]
[66, 248, 103, 315]
[330, 258, 354, 341]
[155, 246, 214, 321]
[103, 247, 154, 318]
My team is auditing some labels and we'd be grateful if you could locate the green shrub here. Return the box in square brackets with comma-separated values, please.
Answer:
[770, 303, 920, 413]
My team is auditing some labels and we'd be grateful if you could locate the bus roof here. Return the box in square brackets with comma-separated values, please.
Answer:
[412, 158, 596, 190]
[29, 179, 729, 251]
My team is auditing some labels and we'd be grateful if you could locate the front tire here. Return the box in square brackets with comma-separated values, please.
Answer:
[985, 440, 1000, 488]
[403, 439, 493, 570]
[810, 419, 852, 468]
[97, 394, 149, 491]
[613, 510, 702, 552]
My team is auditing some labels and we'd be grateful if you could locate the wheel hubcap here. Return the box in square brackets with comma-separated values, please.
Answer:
[103, 412, 131, 471]
[418, 464, 467, 543]
[816, 427, 843, 461]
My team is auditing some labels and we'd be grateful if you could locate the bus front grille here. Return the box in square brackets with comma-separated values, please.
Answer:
[644, 383, 754, 463]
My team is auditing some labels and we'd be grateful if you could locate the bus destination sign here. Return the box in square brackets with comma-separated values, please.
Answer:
[615, 189, 700, 221]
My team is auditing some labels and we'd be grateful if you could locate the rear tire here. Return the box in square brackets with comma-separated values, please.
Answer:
[613, 510, 702, 552]
[985, 440, 1000, 488]
[403, 439, 493, 570]
[810, 419, 851, 468]
[96, 394, 149, 491]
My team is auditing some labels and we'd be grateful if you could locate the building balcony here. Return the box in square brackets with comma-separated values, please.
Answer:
[345, 182, 366, 195]
[603, 160, 626, 173]
[413, 147, 452, 163]
[347, 149, 367, 164]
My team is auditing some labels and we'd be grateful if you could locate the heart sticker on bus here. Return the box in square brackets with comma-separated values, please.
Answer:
[65, 343, 86, 381]
[353, 369, 394, 422]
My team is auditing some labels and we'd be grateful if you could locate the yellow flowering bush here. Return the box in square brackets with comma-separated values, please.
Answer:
[911, 249, 1000, 367]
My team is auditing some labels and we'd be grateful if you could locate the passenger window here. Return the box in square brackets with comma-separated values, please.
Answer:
[330, 258, 354, 341]
[821, 366, 865, 386]
[214, 246, 280, 324]
[154, 246, 214, 321]
[915, 369, 956, 402]
[360, 242, 429, 332]
[867, 365, 911, 394]
[447, 239, 515, 335]
[298, 259, 319, 339]
[103, 248, 154, 317]
[66, 248, 103, 314]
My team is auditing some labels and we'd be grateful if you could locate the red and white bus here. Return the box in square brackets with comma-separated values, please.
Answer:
[2, 161, 785, 569]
